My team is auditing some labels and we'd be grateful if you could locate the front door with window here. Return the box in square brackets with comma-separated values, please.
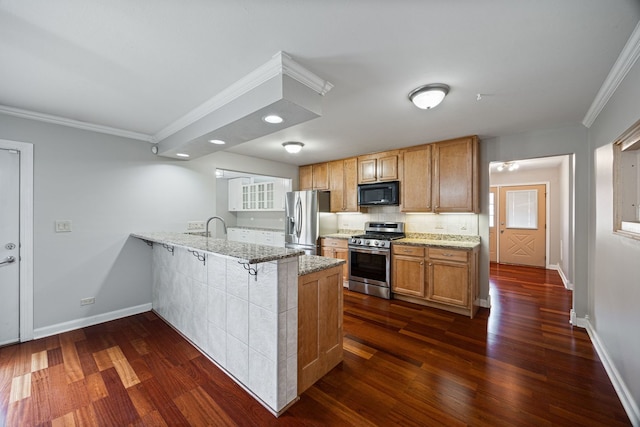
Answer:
[0, 148, 20, 345]
[498, 184, 546, 267]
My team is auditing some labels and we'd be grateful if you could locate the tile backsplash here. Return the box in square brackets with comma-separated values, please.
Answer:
[337, 206, 479, 235]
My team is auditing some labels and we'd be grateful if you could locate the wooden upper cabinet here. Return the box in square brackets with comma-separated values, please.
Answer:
[432, 136, 479, 213]
[299, 165, 313, 190]
[329, 157, 359, 212]
[401, 145, 432, 212]
[299, 163, 329, 191]
[357, 151, 399, 184]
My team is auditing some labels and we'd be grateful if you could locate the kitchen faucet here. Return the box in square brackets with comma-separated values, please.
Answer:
[205, 216, 227, 238]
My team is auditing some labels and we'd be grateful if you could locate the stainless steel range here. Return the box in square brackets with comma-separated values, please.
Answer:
[348, 221, 405, 299]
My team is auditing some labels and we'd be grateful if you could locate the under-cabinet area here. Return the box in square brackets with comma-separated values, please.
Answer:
[392, 242, 479, 318]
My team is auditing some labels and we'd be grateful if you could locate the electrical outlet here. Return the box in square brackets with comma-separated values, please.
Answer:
[55, 220, 72, 233]
[80, 297, 95, 306]
[187, 221, 205, 230]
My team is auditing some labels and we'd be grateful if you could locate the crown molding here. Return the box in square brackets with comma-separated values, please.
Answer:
[582, 20, 640, 128]
[0, 104, 153, 142]
[152, 51, 332, 143]
[279, 51, 334, 96]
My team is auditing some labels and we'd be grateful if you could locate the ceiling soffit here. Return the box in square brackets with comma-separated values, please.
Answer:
[153, 51, 333, 159]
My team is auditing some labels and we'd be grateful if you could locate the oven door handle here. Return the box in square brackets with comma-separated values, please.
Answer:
[348, 246, 390, 256]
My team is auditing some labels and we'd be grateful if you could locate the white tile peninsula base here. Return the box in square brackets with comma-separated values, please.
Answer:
[151, 244, 299, 415]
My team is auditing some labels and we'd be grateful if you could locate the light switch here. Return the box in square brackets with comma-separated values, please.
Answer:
[55, 220, 72, 233]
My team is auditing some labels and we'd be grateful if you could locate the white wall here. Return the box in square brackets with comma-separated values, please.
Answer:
[0, 113, 297, 335]
[587, 43, 640, 423]
[490, 162, 564, 270]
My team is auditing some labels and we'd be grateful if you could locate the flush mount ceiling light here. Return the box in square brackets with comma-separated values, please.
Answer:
[176, 153, 190, 158]
[208, 139, 226, 145]
[496, 161, 519, 172]
[282, 141, 304, 154]
[263, 114, 284, 124]
[408, 83, 450, 109]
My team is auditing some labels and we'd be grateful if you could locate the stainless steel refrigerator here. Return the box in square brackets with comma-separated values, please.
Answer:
[285, 190, 337, 255]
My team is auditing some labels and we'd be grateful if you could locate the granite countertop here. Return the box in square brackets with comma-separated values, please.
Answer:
[395, 233, 480, 250]
[227, 226, 285, 233]
[395, 238, 479, 250]
[131, 232, 303, 264]
[321, 230, 480, 249]
[320, 233, 354, 240]
[298, 255, 346, 276]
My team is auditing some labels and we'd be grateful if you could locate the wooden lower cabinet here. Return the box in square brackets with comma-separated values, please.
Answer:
[391, 245, 426, 297]
[320, 238, 349, 283]
[297, 265, 343, 394]
[391, 244, 479, 318]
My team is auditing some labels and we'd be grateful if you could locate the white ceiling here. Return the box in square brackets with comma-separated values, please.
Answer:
[1, 1, 639, 165]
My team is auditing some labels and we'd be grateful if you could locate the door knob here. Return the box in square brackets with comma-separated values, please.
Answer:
[0, 256, 16, 266]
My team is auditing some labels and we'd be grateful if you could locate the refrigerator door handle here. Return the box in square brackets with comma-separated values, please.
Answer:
[295, 197, 303, 238]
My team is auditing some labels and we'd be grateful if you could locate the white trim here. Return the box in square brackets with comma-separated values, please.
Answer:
[554, 263, 574, 290]
[152, 51, 333, 143]
[33, 303, 152, 339]
[582, 20, 640, 128]
[0, 139, 34, 342]
[478, 294, 492, 309]
[581, 317, 640, 426]
[0, 105, 153, 142]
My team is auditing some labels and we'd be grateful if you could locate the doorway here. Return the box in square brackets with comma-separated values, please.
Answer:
[490, 155, 572, 273]
[0, 139, 34, 344]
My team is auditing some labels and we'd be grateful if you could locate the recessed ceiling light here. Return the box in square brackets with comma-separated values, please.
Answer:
[209, 139, 226, 145]
[176, 153, 190, 158]
[263, 114, 284, 124]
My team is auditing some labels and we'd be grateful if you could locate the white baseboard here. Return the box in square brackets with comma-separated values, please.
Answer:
[478, 294, 491, 309]
[33, 303, 152, 339]
[580, 316, 640, 426]
[548, 263, 574, 290]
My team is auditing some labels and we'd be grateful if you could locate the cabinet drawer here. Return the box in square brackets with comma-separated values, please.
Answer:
[392, 245, 425, 257]
[428, 248, 468, 262]
[321, 238, 348, 249]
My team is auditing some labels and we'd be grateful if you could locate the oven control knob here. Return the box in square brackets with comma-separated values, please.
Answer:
[373, 241, 379, 246]
[357, 239, 362, 244]
[379, 241, 386, 247]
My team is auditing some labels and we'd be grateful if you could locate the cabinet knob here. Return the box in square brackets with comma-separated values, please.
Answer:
[420, 261, 424, 265]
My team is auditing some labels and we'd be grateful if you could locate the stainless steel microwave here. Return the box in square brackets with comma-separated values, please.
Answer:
[357, 181, 400, 206]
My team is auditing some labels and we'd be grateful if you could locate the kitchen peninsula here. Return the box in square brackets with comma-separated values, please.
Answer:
[131, 232, 344, 416]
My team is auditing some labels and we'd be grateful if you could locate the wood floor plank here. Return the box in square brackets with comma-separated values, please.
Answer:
[0, 263, 631, 426]
[59, 334, 84, 384]
[106, 346, 140, 388]
[30, 350, 48, 373]
[83, 372, 108, 402]
[173, 385, 236, 426]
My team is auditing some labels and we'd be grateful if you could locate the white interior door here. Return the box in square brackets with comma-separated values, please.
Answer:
[0, 148, 20, 345]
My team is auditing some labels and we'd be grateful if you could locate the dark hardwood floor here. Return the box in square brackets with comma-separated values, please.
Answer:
[0, 263, 631, 426]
